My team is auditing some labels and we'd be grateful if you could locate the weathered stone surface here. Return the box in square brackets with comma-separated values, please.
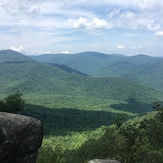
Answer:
[88, 159, 121, 163]
[0, 112, 44, 163]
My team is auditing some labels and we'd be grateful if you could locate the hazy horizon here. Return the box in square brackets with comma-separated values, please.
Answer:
[1, 49, 163, 58]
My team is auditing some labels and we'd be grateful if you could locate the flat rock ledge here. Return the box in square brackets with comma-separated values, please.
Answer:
[88, 159, 121, 163]
[0, 112, 44, 163]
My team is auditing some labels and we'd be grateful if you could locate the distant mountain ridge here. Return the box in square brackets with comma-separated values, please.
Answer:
[30, 51, 127, 74]
[0, 50, 88, 76]
[30, 51, 163, 92]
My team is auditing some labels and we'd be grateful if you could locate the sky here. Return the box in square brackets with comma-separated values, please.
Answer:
[0, 0, 163, 56]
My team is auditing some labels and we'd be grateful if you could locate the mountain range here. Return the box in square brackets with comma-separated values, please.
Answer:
[1, 50, 162, 163]
[31, 51, 163, 92]
[0, 50, 163, 114]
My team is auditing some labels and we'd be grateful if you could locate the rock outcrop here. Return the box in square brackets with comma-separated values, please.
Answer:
[88, 159, 121, 163]
[0, 112, 44, 163]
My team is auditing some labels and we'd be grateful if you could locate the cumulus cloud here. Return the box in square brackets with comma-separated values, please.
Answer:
[10, 46, 24, 53]
[136, 0, 163, 27]
[134, 17, 161, 31]
[92, 17, 113, 29]
[72, 17, 113, 30]
[105, 0, 163, 32]
[117, 45, 125, 49]
[72, 17, 88, 29]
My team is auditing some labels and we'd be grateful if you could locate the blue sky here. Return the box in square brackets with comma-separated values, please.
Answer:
[0, 0, 163, 56]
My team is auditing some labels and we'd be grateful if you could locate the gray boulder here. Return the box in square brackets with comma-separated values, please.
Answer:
[88, 159, 121, 163]
[0, 112, 44, 163]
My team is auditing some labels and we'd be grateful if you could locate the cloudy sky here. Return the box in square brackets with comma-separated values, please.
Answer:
[0, 0, 163, 56]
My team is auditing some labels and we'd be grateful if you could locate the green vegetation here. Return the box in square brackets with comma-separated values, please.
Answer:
[33, 106, 163, 163]
[74, 104, 163, 163]
[0, 92, 24, 113]
[31, 52, 163, 92]
[0, 49, 32, 63]
[0, 60, 162, 104]
[19, 95, 163, 163]
[30, 51, 127, 75]
[1, 50, 163, 163]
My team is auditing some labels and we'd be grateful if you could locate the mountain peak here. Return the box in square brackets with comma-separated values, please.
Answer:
[0, 49, 33, 63]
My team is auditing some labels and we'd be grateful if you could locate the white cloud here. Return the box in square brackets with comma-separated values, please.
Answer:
[146, 24, 160, 31]
[136, 18, 161, 31]
[0, 0, 163, 56]
[62, 51, 71, 54]
[137, 0, 151, 9]
[136, 18, 149, 26]
[72, 17, 113, 30]
[119, 11, 136, 20]
[72, 17, 88, 29]
[41, 1, 95, 19]
[105, 0, 163, 32]
[155, 31, 163, 36]
[135, 18, 155, 30]
[137, 0, 163, 12]
[68, 0, 137, 7]
[29, 4, 42, 15]
[0, 0, 43, 16]
[108, 9, 120, 18]
[117, 45, 125, 49]
[92, 17, 113, 29]
[10, 46, 24, 52]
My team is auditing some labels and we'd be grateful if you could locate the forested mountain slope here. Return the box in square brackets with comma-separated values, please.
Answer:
[0, 50, 162, 113]
[0, 49, 33, 63]
[30, 51, 127, 74]
[1, 50, 163, 163]
[31, 52, 163, 92]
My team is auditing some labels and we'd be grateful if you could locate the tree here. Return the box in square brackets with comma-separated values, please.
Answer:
[153, 101, 163, 121]
[0, 92, 25, 113]
[0, 100, 6, 112]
